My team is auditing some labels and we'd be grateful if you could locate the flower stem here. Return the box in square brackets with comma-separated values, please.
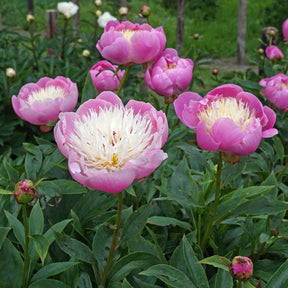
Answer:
[61, 18, 68, 60]
[116, 65, 131, 96]
[29, 22, 38, 70]
[100, 192, 123, 287]
[276, 161, 288, 181]
[22, 204, 29, 288]
[200, 152, 223, 252]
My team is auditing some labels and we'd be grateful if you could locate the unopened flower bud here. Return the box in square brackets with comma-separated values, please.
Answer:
[6, 68, 16, 78]
[212, 69, 219, 76]
[77, 38, 83, 43]
[231, 256, 253, 282]
[193, 33, 200, 40]
[269, 30, 276, 37]
[258, 48, 264, 55]
[64, 12, 71, 19]
[82, 49, 90, 57]
[94, 0, 102, 7]
[95, 10, 102, 17]
[141, 5, 151, 17]
[14, 180, 36, 204]
[26, 14, 35, 23]
[119, 6, 128, 16]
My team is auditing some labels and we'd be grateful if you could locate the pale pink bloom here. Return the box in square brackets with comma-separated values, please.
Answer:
[90, 60, 125, 93]
[174, 84, 278, 157]
[12, 76, 78, 125]
[96, 21, 166, 65]
[283, 18, 288, 42]
[145, 48, 194, 97]
[231, 256, 253, 282]
[266, 45, 283, 61]
[259, 73, 288, 111]
[54, 91, 168, 193]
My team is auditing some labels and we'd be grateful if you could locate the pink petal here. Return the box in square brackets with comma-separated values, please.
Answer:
[196, 120, 220, 151]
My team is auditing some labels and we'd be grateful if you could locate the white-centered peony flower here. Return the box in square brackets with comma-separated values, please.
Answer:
[57, 2, 79, 18]
[97, 11, 117, 28]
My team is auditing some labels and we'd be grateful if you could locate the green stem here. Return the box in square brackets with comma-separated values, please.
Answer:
[164, 102, 170, 116]
[100, 192, 123, 287]
[22, 204, 29, 288]
[276, 161, 288, 181]
[237, 280, 242, 288]
[29, 22, 38, 70]
[116, 65, 131, 96]
[61, 18, 68, 60]
[200, 152, 223, 252]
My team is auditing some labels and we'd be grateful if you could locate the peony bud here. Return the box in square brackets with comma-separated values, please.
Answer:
[119, 6, 128, 16]
[94, 0, 102, 7]
[269, 30, 276, 37]
[212, 69, 219, 76]
[231, 256, 253, 282]
[26, 14, 35, 23]
[6, 68, 16, 78]
[14, 180, 36, 204]
[82, 49, 90, 57]
[193, 33, 200, 40]
[95, 9, 102, 17]
[258, 48, 264, 55]
[141, 5, 151, 17]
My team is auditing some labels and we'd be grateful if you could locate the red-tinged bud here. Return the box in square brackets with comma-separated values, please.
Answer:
[14, 180, 36, 204]
[212, 69, 219, 76]
[231, 256, 253, 282]
[141, 5, 151, 17]
[193, 33, 200, 40]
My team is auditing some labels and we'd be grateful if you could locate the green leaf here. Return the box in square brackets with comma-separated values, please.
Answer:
[107, 252, 160, 284]
[182, 235, 209, 287]
[265, 259, 288, 288]
[122, 279, 133, 288]
[51, 179, 87, 194]
[0, 189, 13, 194]
[0, 227, 11, 249]
[54, 231, 96, 264]
[81, 71, 97, 104]
[29, 201, 44, 235]
[29, 279, 70, 288]
[147, 216, 192, 231]
[197, 255, 231, 272]
[30, 234, 50, 265]
[31, 261, 79, 283]
[5, 210, 25, 248]
[264, 58, 275, 77]
[44, 219, 72, 245]
[78, 272, 93, 288]
[214, 269, 233, 288]
[140, 264, 196, 288]
[0, 239, 23, 288]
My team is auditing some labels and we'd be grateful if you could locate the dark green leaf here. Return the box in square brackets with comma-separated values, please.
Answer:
[147, 216, 192, 231]
[214, 269, 233, 288]
[197, 255, 231, 272]
[30, 234, 50, 265]
[5, 210, 25, 248]
[265, 259, 288, 288]
[29, 279, 70, 288]
[81, 71, 97, 104]
[29, 201, 44, 235]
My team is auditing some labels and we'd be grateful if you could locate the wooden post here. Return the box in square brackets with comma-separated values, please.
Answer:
[46, 10, 58, 56]
[27, 0, 34, 15]
[73, 0, 80, 36]
[176, 0, 185, 51]
[237, 0, 248, 65]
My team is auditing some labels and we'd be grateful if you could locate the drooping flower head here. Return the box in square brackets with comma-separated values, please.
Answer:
[231, 256, 253, 282]
[174, 84, 278, 161]
[259, 73, 288, 111]
[12, 76, 78, 126]
[54, 92, 168, 193]
[96, 21, 166, 65]
[90, 60, 125, 93]
[283, 18, 288, 42]
[97, 11, 117, 28]
[145, 48, 194, 101]
[57, 2, 79, 19]
[265, 45, 283, 61]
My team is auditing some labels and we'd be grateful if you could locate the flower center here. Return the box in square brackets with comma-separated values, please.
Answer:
[197, 97, 255, 133]
[167, 62, 176, 69]
[71, 106, 153, 172]
[120, 29, 138, 42]
[28, 86, 66, 105]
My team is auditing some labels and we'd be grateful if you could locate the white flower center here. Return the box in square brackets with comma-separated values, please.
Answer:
[197, 97, 255, 133]
[28, 86, 66, 105]
[120, 29, 138, 42]
[70, 105, 153, 172]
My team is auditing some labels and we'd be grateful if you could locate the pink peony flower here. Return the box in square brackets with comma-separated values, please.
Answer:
[259, 73, 288, 111]
[265, 45, 283, 61]
[96, 21, 166, 65]
[231, 256, 253, 282]
[145, 48, 194, 98]
[90, 60, 125, 93]
[54, 91, 168, 193]
[12, 76, 78, 126]
[174, 84, 278, 158]
[283, 18, 288, 42]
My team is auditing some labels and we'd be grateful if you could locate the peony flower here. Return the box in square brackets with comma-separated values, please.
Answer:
[283, 18, 288, 42]
[54, 91, 168, 193]
[89, 60, 125, 93]
[174, 84, 278, 159]
[145, 48, 194, 99]
[259, 73, 288, 111]
[97, 11, 117, 28]
[12, 76, 78, 126]
[57, 2, 79, 19]
[265, 45, 283, 61]
[96, 21, 166, 65]
[231, 256, 253, 282]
